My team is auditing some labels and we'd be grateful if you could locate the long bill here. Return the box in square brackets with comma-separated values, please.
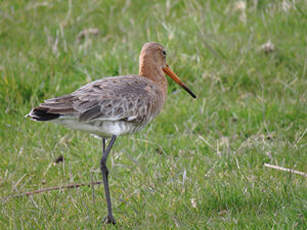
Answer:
[162, 65, 196, 98]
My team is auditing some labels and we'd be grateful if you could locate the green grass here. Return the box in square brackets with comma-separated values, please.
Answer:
[0, 0, 306, 229]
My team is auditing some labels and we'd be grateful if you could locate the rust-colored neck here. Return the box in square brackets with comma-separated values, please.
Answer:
[139, 54, 168, 97]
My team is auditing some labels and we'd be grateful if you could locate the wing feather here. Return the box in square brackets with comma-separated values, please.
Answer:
[29, 75, 163, 123]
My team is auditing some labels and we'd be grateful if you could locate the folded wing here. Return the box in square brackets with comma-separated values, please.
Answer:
[27, 75, 163, 124]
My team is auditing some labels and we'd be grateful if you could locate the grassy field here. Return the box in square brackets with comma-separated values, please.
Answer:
[0, 0, 306, 229]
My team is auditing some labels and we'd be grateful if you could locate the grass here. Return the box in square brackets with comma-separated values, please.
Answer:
[0, 0, 306, 229]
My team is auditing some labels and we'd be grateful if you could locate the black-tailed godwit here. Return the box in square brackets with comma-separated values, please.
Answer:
[27, 42, 196, 224]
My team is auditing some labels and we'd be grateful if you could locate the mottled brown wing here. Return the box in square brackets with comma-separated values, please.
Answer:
[76, 75, 162, 122]
[35, 75, 162, 123]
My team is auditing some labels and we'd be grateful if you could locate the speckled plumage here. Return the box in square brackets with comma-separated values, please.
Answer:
[29, 75, 165, 136]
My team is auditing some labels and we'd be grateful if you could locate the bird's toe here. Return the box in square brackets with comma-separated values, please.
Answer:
[103, 215, 116, 225]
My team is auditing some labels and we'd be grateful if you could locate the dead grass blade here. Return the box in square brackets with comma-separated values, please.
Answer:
[3, 181, 102, 201]
[264, 163, 307, 177]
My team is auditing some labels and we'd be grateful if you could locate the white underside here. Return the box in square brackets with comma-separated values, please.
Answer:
[53, 117, 144, 137]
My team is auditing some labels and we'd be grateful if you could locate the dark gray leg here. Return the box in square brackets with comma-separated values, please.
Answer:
[100, 135, 117, 224]
[102, 138, 106, 153]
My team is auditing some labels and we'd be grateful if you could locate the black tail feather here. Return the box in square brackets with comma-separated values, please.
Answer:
[27, 108, 60, 121]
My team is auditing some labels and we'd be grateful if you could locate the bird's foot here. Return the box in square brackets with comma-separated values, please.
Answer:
[103, 215, 116, 225]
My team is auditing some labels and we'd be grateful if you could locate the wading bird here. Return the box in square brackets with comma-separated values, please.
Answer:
[27, 42, 196, 224]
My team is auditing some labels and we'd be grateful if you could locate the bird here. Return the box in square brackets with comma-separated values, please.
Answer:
[27, 42, 196, 224]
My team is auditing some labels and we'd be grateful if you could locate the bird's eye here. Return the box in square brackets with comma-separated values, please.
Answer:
[162, 50, 167, 56]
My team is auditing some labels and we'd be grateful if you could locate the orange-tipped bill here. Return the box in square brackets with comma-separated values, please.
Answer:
[162, 65, 196, 98]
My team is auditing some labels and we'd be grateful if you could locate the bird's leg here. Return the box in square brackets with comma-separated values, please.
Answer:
[102, 138, 106, 153]
[100, 135, 117, 224]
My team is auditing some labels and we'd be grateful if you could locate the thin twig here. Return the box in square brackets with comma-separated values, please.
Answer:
[4, 181, 102, 199]
[264, 163, 307, 177]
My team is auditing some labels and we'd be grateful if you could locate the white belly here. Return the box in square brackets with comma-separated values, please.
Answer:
[54, 118, 144, 137]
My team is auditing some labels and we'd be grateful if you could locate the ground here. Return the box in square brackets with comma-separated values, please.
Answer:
[0, 0, 306, 229]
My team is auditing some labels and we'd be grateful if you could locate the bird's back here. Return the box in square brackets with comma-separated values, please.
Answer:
[28, 75, 165, 137]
